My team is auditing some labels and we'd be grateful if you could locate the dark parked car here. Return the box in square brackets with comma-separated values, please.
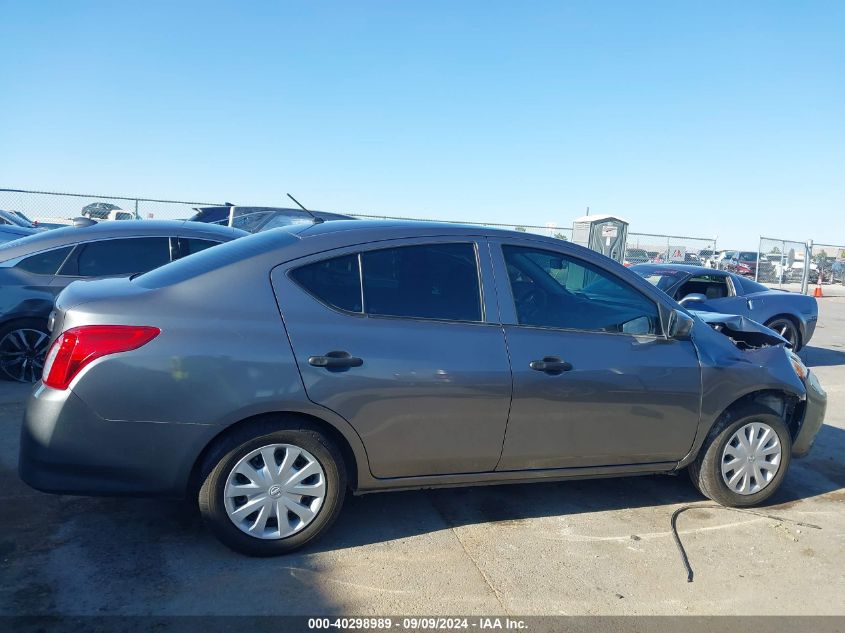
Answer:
[0, 224, 37, 245]
[631, 263, 818, 350]
[190, 206, 354, 233]
[0, 220, 246, 382]
[20, 221, 826, 555]
[624, 248, 650, 265]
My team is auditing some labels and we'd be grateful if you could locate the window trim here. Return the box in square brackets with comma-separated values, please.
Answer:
[499, 243, 665, 338]
[287, 240, 488, 325]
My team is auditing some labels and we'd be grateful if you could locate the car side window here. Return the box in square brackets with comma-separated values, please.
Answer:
[361, 243, 482, 322]
[502, 245, 659, 335]
[290, 253, 363, 313]
[15, 246, 74, 275]
[63, 237, 171, 277]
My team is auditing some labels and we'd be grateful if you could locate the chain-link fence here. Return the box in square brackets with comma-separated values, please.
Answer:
[810, 241, 845, 297]
[0, 188, 218, 226]
[623, 232, 718, 266]
[17, 188, 836, 302]
[755, 237, 845, 297]
[756, 236, 811, 292]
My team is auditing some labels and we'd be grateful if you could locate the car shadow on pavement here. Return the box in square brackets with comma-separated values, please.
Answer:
[801, 345, 845, 367]
[1, 425, 843, 569]
[310, 422, 845, 554]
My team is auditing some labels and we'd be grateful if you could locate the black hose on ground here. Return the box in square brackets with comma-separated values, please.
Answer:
[670, 503, 822, 582]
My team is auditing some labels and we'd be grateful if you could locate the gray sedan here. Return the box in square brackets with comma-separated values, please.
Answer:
[19, 221, 826, 555]
[0, 220, 246, 382]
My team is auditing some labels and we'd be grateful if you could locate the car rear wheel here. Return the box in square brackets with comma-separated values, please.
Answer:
[764, 317, 800, 351]
[689, 405, 792, 507]
[198, 423, 346, 556]
[0, 319, 51, 383]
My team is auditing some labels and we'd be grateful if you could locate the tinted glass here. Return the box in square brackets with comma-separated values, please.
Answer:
[181, 238, 220, 256]
[260, 214, 312, 231]
[503, 246, 659, 335]
[291, 253, 362, 312]
[231, 210, 274, 233]
[737, 277, 771, 294]
[361, 243, 481, 321]
[72, 237, 171, 277]
[16, 246, 74, 275]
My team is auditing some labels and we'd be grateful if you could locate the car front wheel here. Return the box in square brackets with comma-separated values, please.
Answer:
[689, 405, 792, 507]
[198, 424, 346, 556]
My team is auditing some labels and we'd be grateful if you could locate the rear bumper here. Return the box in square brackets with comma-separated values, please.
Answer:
[802, 316, 818, 345]
[18, 384, 218, 498]
[793, 369, 826, 457]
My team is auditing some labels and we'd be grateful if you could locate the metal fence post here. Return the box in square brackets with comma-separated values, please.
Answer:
[801, 240, 812, 295]
[755, 240, 762, 282]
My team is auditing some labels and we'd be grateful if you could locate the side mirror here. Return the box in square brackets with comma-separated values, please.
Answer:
[668, 310, 694, 340]
[678, 293, 707, 306]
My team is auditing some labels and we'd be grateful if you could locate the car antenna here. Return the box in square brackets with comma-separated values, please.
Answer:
[286, 193, 324, 224]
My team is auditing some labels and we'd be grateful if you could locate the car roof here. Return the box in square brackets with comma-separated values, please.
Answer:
[0, 219, 247, 259]
[291, 218, 546, 241]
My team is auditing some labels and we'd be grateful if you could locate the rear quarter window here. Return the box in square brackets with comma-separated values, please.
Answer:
[290, 253, 362, 313]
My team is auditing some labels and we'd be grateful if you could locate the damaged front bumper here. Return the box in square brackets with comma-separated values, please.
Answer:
[690, 310, 791, 349]
[793, 369, 827, 457]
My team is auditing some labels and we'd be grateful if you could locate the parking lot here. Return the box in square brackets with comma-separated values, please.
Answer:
[0, 298, 843, 617]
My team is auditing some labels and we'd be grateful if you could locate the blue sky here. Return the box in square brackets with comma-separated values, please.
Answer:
[1, 1, 843, 247]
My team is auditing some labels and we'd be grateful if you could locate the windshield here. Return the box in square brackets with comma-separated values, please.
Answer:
[630, 267, 686, 291]
[738, 252, 758, 262]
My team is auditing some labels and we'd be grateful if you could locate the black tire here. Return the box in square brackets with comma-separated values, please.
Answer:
[0, 318, 51, 383]
[689, 405, 792, 507]
[764, 316, 801, 351]
[198, 420, 346, 556]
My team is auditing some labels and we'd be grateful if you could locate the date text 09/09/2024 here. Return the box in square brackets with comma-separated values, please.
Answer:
[307, 617, 528, 630]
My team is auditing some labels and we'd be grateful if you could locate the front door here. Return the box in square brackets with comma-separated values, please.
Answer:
[491, 241, 702, 470]
[272, 238, 513, 479]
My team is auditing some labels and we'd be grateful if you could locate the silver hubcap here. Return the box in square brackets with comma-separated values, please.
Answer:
[0, 328, 50, 383]
[721, 422, 782, 495]
[224, 443, 327, 540]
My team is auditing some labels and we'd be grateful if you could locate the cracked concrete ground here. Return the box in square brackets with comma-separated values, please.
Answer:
[1, 298, 844, 616]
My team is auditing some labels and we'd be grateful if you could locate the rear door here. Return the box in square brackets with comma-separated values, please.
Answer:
[491, 239, 702, 470]
[272, 237, 513, 479]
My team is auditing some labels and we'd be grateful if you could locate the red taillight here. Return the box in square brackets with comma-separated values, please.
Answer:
[42, 325, 161, 390]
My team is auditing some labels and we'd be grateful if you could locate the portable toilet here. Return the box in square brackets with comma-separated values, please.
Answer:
[571, 214, 629, 264]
